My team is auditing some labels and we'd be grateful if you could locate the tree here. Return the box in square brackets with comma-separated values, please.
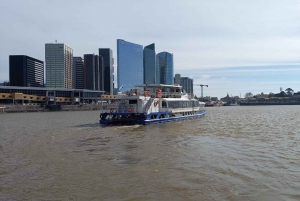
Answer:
[245, 92, 253, 98]
[268, 92, 275, 98]
[279, 91, 286, 97]
[285, 88, 294, 96]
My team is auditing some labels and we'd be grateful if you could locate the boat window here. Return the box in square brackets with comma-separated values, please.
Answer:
[166, 100, 201, 108]
[162, 101, 167, 108]
[129, 100, 138, 104]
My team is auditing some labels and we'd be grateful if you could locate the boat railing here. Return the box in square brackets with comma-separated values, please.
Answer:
[147, 92, 182, 98]
[144, 98, 154, 112]
[161, 92, 182, 98]
[116, 103, 139, 113]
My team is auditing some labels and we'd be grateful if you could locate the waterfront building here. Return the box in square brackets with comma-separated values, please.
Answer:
[174, 73, 181, 85]
[73, 57, 84, 89]
[94, 55, 100, 90]
[98, 55, 104, 91]
[180, 77, 193, 94]
[45, 43, 73, 88]
[0, 85, 104, 105]
[143, 43, 156, 84]
[99, 48, 114, 94]
[117, 39, 143, 92]
[83, 54, 100, 90]
[9, 55, 44, 87]
[173, 74, 193, 94]
[156, 52, 174, 85]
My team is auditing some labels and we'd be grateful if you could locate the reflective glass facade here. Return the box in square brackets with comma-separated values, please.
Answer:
[73, 57, 84, 89]
[45, 43, 73, 88]
[156, 52, 174, 85]
[83, 54, 100, 90]
[180, 77, 193, 93]
[99, 48, 114, 95]
[143, 43, 156, 84]
[9, 55, 44, 87]
[98, 56, 104, 91]
[117, 39, 143, 91]
[83, 54, 96, 90]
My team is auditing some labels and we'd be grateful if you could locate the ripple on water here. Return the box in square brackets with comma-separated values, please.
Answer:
[1, 107, 300, 200]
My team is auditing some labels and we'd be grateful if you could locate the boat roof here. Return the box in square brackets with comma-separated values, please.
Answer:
[162, 98, 197, 101]
[135, 84, 182, 89]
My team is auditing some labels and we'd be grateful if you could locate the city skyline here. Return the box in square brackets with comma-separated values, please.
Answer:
[1, 0, 300, 98]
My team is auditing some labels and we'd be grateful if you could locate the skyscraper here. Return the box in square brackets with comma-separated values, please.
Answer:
[156, 52, 174, 85]
[180, 77, 193, 94]
[73, 57, 84, 89]
[98, 55, 104, 91]
[174, 73, 181, 85]
[143, 43, 156, 84]
[9, 55, 44, 87]
[94, 55, 100, 90]
[117, 39, 143, 91]
[45, 43, 73, 88]
[99, 48, 114, 94]
[83, 54, 100, 90]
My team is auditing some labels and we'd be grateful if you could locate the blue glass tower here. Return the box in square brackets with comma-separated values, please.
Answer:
[143, 43, 156, 84]
[117, 39, 143, 91]
[156, 52, 174, 85]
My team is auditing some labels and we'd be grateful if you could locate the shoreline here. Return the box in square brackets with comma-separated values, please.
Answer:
[0, 105, 106, 113]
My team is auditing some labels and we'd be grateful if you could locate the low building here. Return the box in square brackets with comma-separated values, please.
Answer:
[0, 86, 105, 105]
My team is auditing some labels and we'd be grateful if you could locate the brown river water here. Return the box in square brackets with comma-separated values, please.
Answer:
[0, 106, 299, 201]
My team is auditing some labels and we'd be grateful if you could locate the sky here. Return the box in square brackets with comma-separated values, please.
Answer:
[1, 0, 300, 98]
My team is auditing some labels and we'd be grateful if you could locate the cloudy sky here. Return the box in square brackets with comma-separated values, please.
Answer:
[1, 0, 300, 98]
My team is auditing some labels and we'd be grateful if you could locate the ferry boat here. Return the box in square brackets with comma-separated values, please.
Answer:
[99, 84, 206, 125]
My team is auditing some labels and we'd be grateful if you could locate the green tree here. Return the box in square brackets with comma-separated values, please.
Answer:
[245, 92, 253, 98]
[285, 88, 294, 96]
[280, 91, 286, 97]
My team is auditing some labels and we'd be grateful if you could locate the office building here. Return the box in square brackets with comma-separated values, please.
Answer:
[83, 54, 100, 90]
[156, 52, 174, 85]
[9, 55, 44, 87]
[174, 73, 181, 85]
[98, 55, 104, 91]
[174, 74, 193, 94]
[45, 43, 73, 88]
[99, 48, 114, 94]
[94, 55, 100, 90]
[143, 43, 156, 84]
[117, 39, 143, 92]
[180, 77, 193, 94]
[73, 57, 84, 89]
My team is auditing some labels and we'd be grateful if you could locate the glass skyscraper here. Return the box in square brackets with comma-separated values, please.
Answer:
[9, 55, 44, 87]
[99, 48, 114, 94]
[73, 57, 84, 89]
[156, 52, 174, 85]
[180, 77, 194, 94]
[83, 54, 100, 90]
[143, 43, 156, 84]
[45, 43, 73, 88]
[117, 39, 143, 91]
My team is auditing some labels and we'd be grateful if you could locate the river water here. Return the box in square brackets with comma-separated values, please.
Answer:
[0, 106, 299, 201]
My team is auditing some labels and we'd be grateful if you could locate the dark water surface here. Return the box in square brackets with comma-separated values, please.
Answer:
[0, 106, 300, 201]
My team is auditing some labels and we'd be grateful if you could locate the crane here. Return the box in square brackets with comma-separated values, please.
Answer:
[194, 84, 208, 98]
